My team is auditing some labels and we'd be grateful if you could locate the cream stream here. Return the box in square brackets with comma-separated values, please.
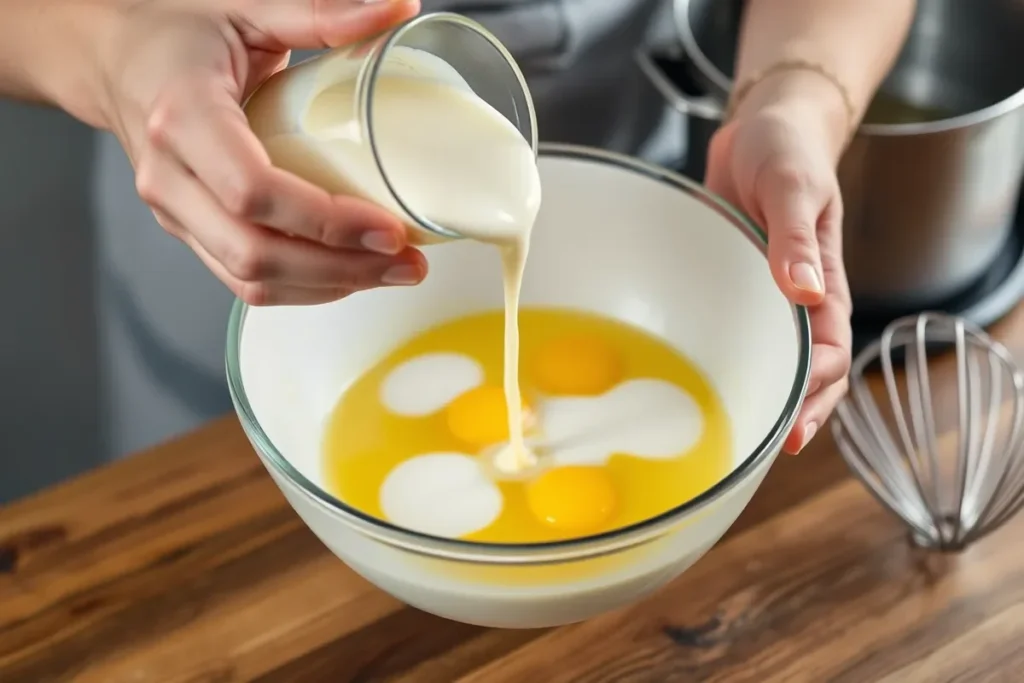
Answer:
[244, 46, 541, 471]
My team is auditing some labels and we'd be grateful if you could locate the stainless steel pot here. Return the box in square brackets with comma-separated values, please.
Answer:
[638, 0, 1024, 309]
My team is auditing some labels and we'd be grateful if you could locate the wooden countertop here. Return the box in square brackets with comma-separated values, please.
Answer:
[4, 310, 1024, 682]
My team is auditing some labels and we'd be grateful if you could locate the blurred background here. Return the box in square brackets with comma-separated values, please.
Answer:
[4, 0, 1024, 503]
[0, 101, 238, 503]
[0, 1, 682, 503]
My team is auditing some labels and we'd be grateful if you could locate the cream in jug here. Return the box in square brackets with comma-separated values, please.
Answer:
[244, 20, 541, 472]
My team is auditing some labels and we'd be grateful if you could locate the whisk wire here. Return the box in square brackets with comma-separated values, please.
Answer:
[915, 317, 946, 517]
[952, 318, 973, 545]
[847, 346, 933, 526]
[961, 343, 1003, 530]
[881, 328, 945, 537]
[966, 343, 1024, 541]
[903, 336, 930, 498]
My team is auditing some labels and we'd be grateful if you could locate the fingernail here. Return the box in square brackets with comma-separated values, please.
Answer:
[790, 262, 823, 294]
[382, 264, 423, 286]
[361, 231, 402, 255]
[801, 421, 819, 451]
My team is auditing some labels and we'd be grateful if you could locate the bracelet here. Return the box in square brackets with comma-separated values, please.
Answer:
[725, 58, 857, 138]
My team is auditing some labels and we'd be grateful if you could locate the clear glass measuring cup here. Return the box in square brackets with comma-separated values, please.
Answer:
[244, 12, 539, 244]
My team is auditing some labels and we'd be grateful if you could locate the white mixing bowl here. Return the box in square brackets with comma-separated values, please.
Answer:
[226, 144, 811, 628]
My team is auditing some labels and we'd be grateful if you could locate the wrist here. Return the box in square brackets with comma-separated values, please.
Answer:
[730, 69, 853, 164]
[0, 0, 118, 128]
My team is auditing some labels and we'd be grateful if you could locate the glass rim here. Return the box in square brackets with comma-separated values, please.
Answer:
[225, 143, 812, 565]
[361, 11, 539, 240]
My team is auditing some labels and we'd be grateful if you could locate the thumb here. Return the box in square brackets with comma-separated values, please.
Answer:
[757, 166, 827, 306]
[239, 0, 421, 51]
[703, 122, 740, 205]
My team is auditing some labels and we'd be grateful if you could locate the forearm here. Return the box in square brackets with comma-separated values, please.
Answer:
[732, 0, 916, 160]
[0, 0, 113, 127]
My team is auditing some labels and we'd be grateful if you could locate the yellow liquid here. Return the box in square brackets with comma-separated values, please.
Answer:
[863, 91, 953, 125]
[323, 308, 732, 544]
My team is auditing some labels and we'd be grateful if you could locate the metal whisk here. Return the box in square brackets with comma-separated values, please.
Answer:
[831, 312, 1024, 551]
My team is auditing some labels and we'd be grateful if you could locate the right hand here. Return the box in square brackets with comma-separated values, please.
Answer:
[705, 73, 853, 454]
[95, 0, 427, 306]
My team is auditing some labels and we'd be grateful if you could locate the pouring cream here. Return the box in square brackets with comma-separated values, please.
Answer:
[245, 45, 541, 472]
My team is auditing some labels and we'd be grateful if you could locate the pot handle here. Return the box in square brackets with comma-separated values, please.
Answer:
[635, 47, 726, 122]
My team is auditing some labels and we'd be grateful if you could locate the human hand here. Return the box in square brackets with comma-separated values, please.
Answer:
[705, 72, 853, 454]
[92, 0, 426, 305]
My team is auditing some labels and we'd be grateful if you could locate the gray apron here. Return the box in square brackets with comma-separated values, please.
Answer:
[92, 0, 686, 462]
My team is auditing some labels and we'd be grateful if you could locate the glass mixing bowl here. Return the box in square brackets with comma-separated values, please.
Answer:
[226, 144, 811, 628]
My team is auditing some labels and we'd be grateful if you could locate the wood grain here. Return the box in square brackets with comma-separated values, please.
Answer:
[2, 304, 1023, 682]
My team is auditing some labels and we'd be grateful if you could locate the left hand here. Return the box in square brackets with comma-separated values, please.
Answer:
[705, 82, 853, 454]
[92, 0, 425, 307]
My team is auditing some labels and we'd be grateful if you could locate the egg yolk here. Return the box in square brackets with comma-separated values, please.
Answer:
[445, 385, 528, 449]
[533, 335, 621, 396]
[526, 466, 616, 534]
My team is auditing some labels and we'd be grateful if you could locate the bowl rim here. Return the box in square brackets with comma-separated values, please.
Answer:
[225, 143, 812, 564]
